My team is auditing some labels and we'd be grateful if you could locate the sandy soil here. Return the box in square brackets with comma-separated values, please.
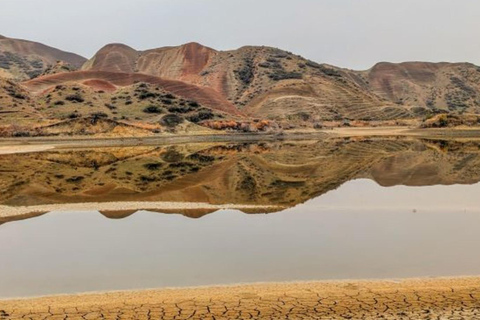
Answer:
[0, 145, 54, 155]
[322, 126, 414, 136]
[2, 277, 480, 319]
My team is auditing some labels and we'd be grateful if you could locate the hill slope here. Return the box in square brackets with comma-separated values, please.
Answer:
[363, 62, 480, 114]
[0, 35, 86, 80]
[82, 44, 411, 123]
[1, 36, 480, 136]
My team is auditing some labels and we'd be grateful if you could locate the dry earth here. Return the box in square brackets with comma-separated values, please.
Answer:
[2, 278, 480, 319]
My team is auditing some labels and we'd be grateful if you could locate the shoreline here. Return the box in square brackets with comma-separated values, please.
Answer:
[1, 127, 480, 151]
[2, 276, 480, 319]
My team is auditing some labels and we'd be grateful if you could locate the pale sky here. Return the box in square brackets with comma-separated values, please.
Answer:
[1, 0, 479, 70]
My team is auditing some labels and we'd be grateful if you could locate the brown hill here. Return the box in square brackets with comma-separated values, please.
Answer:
[82, 44, 411, 123]
[82, 42, 217, 85]
[0, 78, 44, 128]
[22, 70, 240, 115]
[363, 62, 480, 114]
[2, 36, 480, 135]
[0, 35, 86, 80]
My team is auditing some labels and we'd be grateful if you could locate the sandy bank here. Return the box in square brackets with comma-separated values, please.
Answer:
[0, 201, 284, 219]
[0, 145, 54, 155]
[1, 277, 480, 319]
[323, 126, 480, 138]
[1, 128, 480, 152]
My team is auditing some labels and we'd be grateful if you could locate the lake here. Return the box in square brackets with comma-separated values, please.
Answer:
[1, 137, 480, 298]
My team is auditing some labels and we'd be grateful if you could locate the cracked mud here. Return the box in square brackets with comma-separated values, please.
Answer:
[2, 278, 480, 319]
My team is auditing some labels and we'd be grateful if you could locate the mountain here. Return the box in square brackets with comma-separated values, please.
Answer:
[1, 36, 480, 136]
[82, 42, 216, 84]
[364, 62, 480, 114]
[0, 35, 86, 80]
[81, 43, 410, 122]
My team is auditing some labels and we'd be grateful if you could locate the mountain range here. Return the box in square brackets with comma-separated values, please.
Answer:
[1, 34, 480, 136]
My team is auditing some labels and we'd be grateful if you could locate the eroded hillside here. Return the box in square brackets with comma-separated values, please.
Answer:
[1, 36, 480, 136]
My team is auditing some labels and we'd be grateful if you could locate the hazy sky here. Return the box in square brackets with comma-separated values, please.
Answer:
[1, 0, 479, 70]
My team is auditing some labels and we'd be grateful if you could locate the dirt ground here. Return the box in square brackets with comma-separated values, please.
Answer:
[2, 277, 480, 319]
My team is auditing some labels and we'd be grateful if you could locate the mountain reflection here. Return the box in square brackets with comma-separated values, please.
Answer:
[1, 138, 480, 224]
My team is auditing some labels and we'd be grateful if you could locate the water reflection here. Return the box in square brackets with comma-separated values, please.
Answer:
[1, 138, 480, 224]
[2, 138, 480, 297]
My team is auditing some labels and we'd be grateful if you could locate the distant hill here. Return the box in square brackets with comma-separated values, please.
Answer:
[0, 35, 86, 80]
[1, 36, 480, 136]
[364, 62, 480, 114]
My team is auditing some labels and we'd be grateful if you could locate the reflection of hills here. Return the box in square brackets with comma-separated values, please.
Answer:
[1, 138, 480, 223]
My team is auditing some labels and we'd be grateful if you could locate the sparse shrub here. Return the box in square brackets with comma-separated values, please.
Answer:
[65, 93, 84, 103]
[143, 105, 163, 114]
[168, 106, 194, 113]
[187, 153, 215, 163]
[12, 131, 31, 137]
[188, 101, 200, 108]
[66, 176, 84, 183]
[268, 71, 303, 81]
[138, 91, 157, 100]
[140, 175, 156, 182]
[234, 58, 254, 85]
[161, 148, 184, 163]
[160, 114, 184, 127]
[186, 110, 214, 123]
[143, 163, 163, 170]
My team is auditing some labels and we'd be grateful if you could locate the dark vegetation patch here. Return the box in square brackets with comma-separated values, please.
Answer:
[161, 149, 185, 163]
[187, 153, 215, 163]
[143, 162, 163, 170]
[3, 81, 27, 100]
[66, 176, 85, 183]
[65, 93, 85, 103]
[143, 105, 164, 114]
[305, 60, 342, 77]
[235, 58, 255, 86]
[168, 106, 194, 113]
[160, 114, 184, 127]
[270, 179, 306, 188]
[268, 70, 303, 81]
[186, 110, 215, 123]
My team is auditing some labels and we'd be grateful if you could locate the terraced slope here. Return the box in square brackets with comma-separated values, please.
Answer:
[81, 41, 480, 123]
[363, 62, 480, 114]
[82, 43, 414, 122]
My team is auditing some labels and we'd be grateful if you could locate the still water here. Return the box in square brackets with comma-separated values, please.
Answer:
[1, 179, 480, 298]
[1, 138, 480, 298]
